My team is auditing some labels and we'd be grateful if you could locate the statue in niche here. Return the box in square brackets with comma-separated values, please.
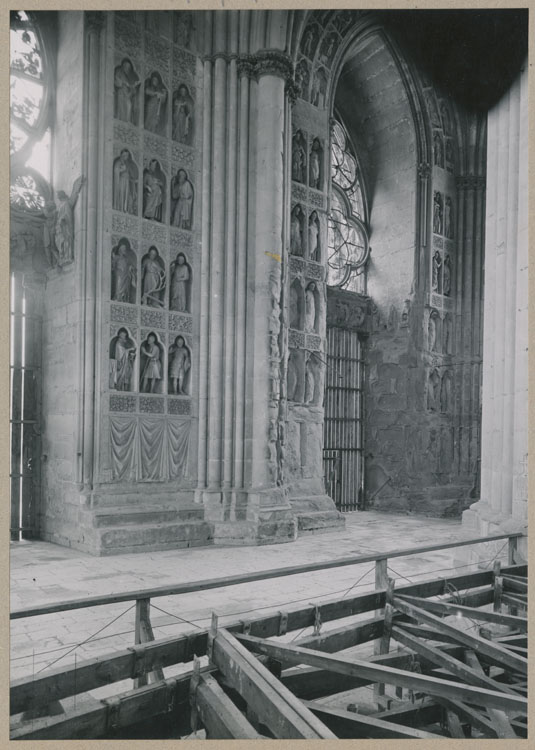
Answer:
[440, 372, 452, 413]
[111, 237, 137, 304]
[143, 159, 166, 223]
[427, 369, 441, 411]
[292, 130, 307, 184]
[428, 311, 439, 352]
[443, 253, 452, 296]
[290, 205, 304, 255]
[168, 335, 191, 394]
[114, 58, 140, 125]
[445, 138, 454, 164]
[304, 352, 321, 405]
[172, 84, 194, 145]
[309, 138, 322, 190]
[169, 252, 191, 312]
[113, 149, 138, 215]
[295, 58, 310, 100]
[140, 332, 163, 393]
[109, 328, 136, 392]
[444, 196, 454, 240]
[287, 350, 303, 402]
[311, 67, 327, 108]
[388, 304, 399, 331]
[171, 168, 194, 229]
[400, 299, 410, 328]
[301, 23, 319, 58]
[141, 246, 166, 307]
[174, 11, 194, 48]
[289, 282, 303, 330]
[318, 31, 337, 67]
[433, 191, 443, 235]
[440, 101, 452, 135]
[305, 282, 317, 333]
[42, 176, 86, 267]
[433, 132, 444, 168]
[144, 72, 168, 136]
[308, 211, 321, 261]
[432, 250, 442, 293]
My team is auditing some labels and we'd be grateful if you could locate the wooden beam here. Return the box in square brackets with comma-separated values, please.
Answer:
[391, 626, 518, 695]
[393, 595, 527, 675]
[194, 673, 262, 739]
[134, 599, 165, 688]
[433, 698, 496, 738]
[502, 575, 528, 594]
[211, 628, 335, 739]
[446, 710, 465, 738]
[234, 633, 527, 714]
[502, 593, 527, 610]
[464, 651, 517, 738]
[396, 593, 527, 632]
[372, 699, 441, 727]
[302, 701, 442, 739]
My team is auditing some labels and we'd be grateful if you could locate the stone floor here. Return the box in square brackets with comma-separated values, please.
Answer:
[10, 510, 507, 693]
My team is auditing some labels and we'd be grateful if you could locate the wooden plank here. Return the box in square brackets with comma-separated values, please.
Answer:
[134, 599, 165, 688]
[211, 628, 335, 739]
[502, 593, 527, 610]
[393, 595, 527, 675]
[302, 701, 442, 739]
[372, 698, 441, 727]
[391, 625, 518, 695]
[396, 593, 527, 632]
[502, 575, 528, 594]
[435, 697, 496, 737]
[464, 650, 518, 738]
[234, 633, 527, 713]
[9, 538, 525, 620]
[296, 614, 384, 654]
[195, 673, 262, 739]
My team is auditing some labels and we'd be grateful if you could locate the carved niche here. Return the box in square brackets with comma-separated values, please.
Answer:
[139, 331, 165, 393]
[141, 246, 166, 307]
[169, 252, 192, 312]
[111, 236, 137, 304]
[168, 334, 191, 395]
[144, 71, 169, 137]
[109, 327, 137, 392]
[142, 158, 167, 223]
[170, 168, 194, 230]
[292, 129, 308, 185]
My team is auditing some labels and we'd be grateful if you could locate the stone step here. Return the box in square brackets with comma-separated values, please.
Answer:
[96, 520, 213, 554]
[89, 505, 205, 527]
[89, 492, 190, 509]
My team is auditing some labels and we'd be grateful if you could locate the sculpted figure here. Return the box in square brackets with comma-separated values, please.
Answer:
[169, 335, 191, 394]
[290, 205, 304, 255]
[141, 246, 165, 307]
[111, 238, 136, 303]
[290, 284, 301, 330]
[169, 252, 190, 312]
[444, 196, 454, 240]
[308, 211, 320, 261]
[292, 131, 307, 184]
[305, 282, 317, 332]
[140, 332, 162, 393]
[432, 250, 442, 292]
[113, 149, 138, 215]
[433, 192, 443, 234]
[309, 138, 322, 190]
[114, 58, 140, 124]
[110, 328, 136, 391]
[143, 159, 165, 222]
[172, 84, 194, 145]
[433, 132, 444, 167]
[144, 72, 168, 135]
[443, 253, 452, 296]
[42, 175, 86, 267]
[171, 168, 194, 229]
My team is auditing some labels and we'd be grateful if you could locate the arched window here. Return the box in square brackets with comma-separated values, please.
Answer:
[10, 11, 53, 213]
[327, 119, 369, 292]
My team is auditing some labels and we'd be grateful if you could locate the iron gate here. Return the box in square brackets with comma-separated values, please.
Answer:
[323, 327, 363, 512]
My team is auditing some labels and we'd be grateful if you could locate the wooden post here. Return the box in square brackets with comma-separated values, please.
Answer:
[133, 598, 163, 688]
[375, 577, 395, 702]
[493, 562, 502, 613]
[507, 536, 518, 566]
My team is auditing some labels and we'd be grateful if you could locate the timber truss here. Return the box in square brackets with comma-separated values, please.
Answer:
[11, 561, 527, 739]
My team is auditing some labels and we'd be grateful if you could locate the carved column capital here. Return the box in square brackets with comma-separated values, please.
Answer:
[418, 161, 432, 180]
[237, 55, 257, 79]
[456, 174, 486, 191]
[238, 50, 294, 85]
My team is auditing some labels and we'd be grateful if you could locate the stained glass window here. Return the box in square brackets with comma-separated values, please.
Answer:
[327, 119, 369, 291]
[10, 11, 52, 213]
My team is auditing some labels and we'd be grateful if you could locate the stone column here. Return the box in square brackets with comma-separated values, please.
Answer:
[461, 62, 528, 560]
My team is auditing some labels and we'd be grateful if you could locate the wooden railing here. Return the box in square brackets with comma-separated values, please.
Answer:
[11, 532, 524, 630]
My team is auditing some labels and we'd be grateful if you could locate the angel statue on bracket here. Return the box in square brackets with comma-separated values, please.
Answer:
[42, 175, 86, 268]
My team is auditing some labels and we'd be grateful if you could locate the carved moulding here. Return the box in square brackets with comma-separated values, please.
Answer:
[110, 303, 138, 325]
[110, 415, 190, 480]
[288, 330, 306, 349]
[110, 395, 137, 412]
[112, 212, 139, 236]
[140, 396, 165, 413]
[306, 262, 324, 281]
[141, 308, 166, 328]
[169, 398, 191, 415]
[169, 312, 193, 333]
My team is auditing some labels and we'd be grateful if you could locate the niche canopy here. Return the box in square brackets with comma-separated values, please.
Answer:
[327, 119, 369, 290]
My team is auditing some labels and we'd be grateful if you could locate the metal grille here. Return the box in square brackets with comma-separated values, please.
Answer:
[323, 327, 363, 512]
[10, 271, 42, 540]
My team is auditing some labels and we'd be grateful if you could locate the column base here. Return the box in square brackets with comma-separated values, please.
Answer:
[455, 500, 528, 568]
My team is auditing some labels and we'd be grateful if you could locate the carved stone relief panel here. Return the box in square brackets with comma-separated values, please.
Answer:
[170, 227, 193, 252]
[306, 259, 324, 281]
[169, 312, 193, 333]
[141, 220, 167, 246]
[170, 167, 194, 230]
[139, 331, 165, 393]
[306, 333, 322, 351]
[289, 256, 305, 276]
[143, 132, 169, 163]
[145, 36, 171, 76]
[111, 303, 138, 326]
[109, 327, 137, 392]
[141, 245, 166, 308]
[142, 157, 167, 223]
[168, 398, 192, 415]
[291, 182, 307, 204]
[168, 334, 191, 395]
[111, 236, 137, 305]
[110, 394, 137, 412]
[144, 70, 169, 137]
[288, 330, 306, 349]
[114, 121, 141, 150]
[112, 212, 139, 237]
[113, 146, 139, 216]
[115, 16, 143, 61]
[139, 396, 165, 413]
